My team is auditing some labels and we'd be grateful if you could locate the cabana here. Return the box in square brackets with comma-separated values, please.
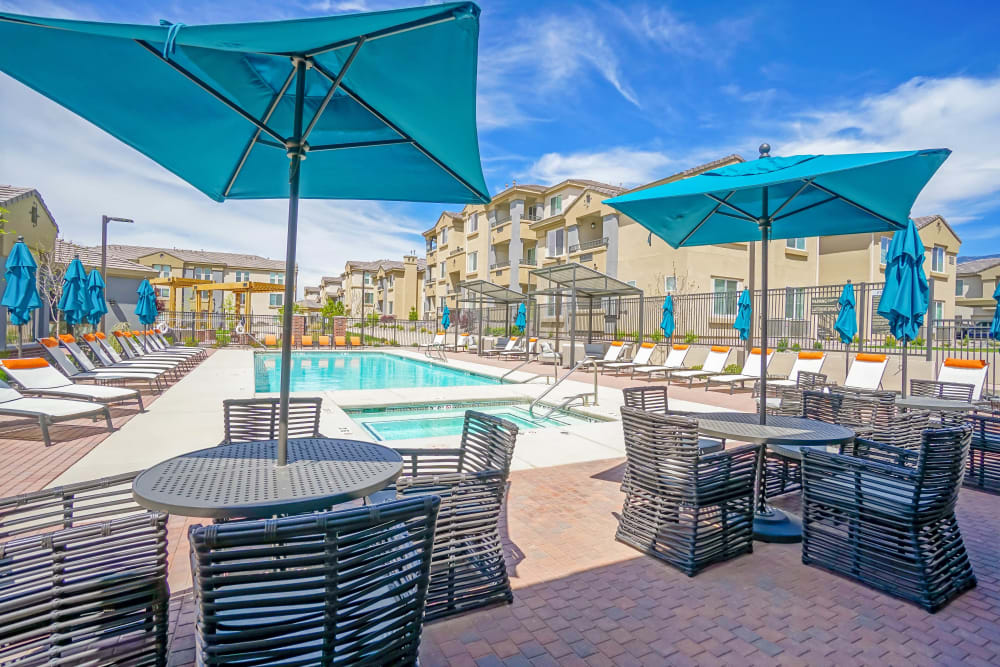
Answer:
[529, 263, 643, 367]
[458, 279, 530, 357]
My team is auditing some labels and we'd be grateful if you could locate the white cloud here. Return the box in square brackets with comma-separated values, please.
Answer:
[0, 75, 428, 291]
[524, 148, 674, 187]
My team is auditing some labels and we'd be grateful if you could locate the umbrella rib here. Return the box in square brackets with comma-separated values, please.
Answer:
[135, 40, 286, 145]
[772, 195, 838, 222]
[310, 138, 413, 151]
[223, 66, 298, 198]
[313, 63, 490, 203]
[301, 38, 366, 144]
[808, 182, 907, 229]
[767, 178, 814, 219]
[703, 193, 758, 222]
[302, 8, 465, 58]
[678, 192, 735, 246]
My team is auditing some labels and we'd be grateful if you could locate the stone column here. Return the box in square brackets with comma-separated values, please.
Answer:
[292, 314, 305, 346]
[603, 214, 620, 278]
[509, 199, 523, 290]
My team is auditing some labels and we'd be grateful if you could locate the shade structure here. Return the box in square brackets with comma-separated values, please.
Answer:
[514, 302, 526, 330]
[57, 257, 88, 327]
[877, 219, 929, 397]
[991, 284, 1000, 342]
[834, 283, 857, 345]
[135, 279, 159, 326]
[733, 289, 752, 341]
[85, 270, 108, 326]
[0, 4, 490, 465]
[441, 304, 451, 330]
[605, 145, 949, 424]
[660, 295, 675, 338]
[1, 237, 42, 356]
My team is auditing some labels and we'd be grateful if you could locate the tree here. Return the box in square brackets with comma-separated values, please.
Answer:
[322, 298, 345, 318]
[36, 248, 67, 333]
[277, 302, 304, 317]
[408, 306, 419, 321]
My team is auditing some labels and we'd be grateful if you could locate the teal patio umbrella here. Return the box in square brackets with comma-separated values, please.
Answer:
[136, 279, 159, 351]
[606, 144, 949, 424]
[1, 236, 42, 356]
[835, 281, 858, 377]
[733, 289, 752, 341]
[990, 283, 1000, 342]
[877, 219, 929, 397]
[85, 269, 108, 326]
[441, 304, 451, 330]
[660, 295, 675, 339]
[57, 256, 88, 331]
[0, 4, 490, 465]
[514, 302, 526, 332]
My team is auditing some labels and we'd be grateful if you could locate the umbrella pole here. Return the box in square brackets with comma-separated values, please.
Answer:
[901, 341, 908, 398]
[758, 211, 769, 425]
[276, 58, 307, 468]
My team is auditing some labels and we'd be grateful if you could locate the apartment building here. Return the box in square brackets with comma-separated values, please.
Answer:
[956, 257, 1000, 320]
[341, 257, 426, 318]
[54, 239, 157, 326]
[104, 245, 291, 315]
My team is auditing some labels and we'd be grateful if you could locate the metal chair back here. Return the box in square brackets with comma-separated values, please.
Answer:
[222, 397, 323, 444]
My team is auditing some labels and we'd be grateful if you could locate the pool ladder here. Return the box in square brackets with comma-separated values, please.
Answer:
[528, 358, 599, 419]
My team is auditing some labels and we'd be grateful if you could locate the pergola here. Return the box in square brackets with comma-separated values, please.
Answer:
[193, 281, 287, 318]
[529, 263, 643, 367]
[149, 277, 214, 326]
[458, 279, 530, 355]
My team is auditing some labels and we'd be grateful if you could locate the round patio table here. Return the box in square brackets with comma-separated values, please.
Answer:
[694, 412, 855, 544]
[132, 438, 403, 519]
[896, 396, 975, 413]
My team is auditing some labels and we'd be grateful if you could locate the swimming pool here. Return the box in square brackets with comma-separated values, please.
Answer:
[254, 351, 500, 392]
[346, 401, 600, 442]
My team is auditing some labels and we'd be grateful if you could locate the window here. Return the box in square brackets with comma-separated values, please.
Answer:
[270, 272, 284, 285]
[879, 236, 890, 264]
[193, 266, 212, 281]
[234, 270, 250, 282]
[546, 228, 565, 257]
[712, 278, 739, 317]
[439, 263, 445, 278]
[152, 264, 171, 278]
[269, 293, 283, 307]
[956, 279, 965, 297]
[932, 246, 945, 273]
[387, 301, 394, 315]
[546, 295, 561, 317]
[786, 237, 806, 251]
[550, 195, 562, 215]
[468, 213, 478, 233]
[155, 286, 169, 298]
[363, 273, 371, 285]
[525, 246, 536, 265]
[440, 227, 448, 245]
[664, 276, 677, 293]
[467, 251, 478, 272]
[364, 292, 374, 305]
[934, 300, 944, 321]
[785, 287, 805, 320]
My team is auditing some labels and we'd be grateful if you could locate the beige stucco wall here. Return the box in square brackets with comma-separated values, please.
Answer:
[2, 192, 58, 258]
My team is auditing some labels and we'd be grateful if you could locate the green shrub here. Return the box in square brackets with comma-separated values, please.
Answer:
[913, 336, 925, 347]
[408, 307, 419, 321]
[650, 331, 663, 343]
[813, 341, 823, 350]
[885, 335, 897, 348]
[215, 329, 231, 347]
[683, 331, 698, 344]
[184, 337, 197, 347]
[791, 343, 801, 352]
[776, 338, 789, 352]
[723, 363, 741, 374]
[689, 364, 703, 371]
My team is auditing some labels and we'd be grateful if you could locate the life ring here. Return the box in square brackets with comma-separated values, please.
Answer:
[235, 322, 246, 335]
[156, 322, 169, 334]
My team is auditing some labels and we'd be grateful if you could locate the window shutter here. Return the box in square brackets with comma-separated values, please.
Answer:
[547, 230, 556, 257]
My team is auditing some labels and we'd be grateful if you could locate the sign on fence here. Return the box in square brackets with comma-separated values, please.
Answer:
[810, 296, 840, 315]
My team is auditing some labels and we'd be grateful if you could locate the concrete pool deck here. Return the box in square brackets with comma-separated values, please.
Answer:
[52, 346, 753, 484]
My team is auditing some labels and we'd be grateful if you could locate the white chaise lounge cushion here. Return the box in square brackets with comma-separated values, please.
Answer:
[937, 358, 989, 400]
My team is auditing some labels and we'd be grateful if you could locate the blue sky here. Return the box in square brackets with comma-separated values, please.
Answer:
[2, 0, 999, 289]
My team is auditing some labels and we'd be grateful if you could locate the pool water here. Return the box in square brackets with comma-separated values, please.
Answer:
[254, 351, 499, 392]
[347, 402, 599, 442]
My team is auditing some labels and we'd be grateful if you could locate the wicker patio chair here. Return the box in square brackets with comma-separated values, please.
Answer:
[623, 385, 669, 413]
[393, 410, 519, 479]
[0, 472, 169, 666]
[966, 412, 1000, 493]
[616, 407, 761, 576]
[189, 496, 440, 666]
[801, 425, 976, 612]
[910, 378, 975, 403]
[395, 470, 511, 621]
[221, 396, 323, 444]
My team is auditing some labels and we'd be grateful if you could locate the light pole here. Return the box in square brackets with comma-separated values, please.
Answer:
[100, 215, 134, 332]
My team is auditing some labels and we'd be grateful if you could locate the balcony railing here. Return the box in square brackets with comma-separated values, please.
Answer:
[521, 211, 542, 222]
[569, 237, 609, 253]
[490, 214, 511, 228]
[489, 260, 511, 270]
[521, 257, 537, 266]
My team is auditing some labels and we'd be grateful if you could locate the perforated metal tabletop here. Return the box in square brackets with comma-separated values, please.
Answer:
[695, 412, 855, 446]
[132, 438, 403, 519]
[896, 396, 974, 413]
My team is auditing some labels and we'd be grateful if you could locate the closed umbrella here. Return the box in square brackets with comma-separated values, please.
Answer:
[57, 256, 88, 331]
[136, 279, 159, 351]
[835, 282, 858, 377]
[606, 144, 949, 424]
[441, 304, 451, 331]
[877, 219, 929, 397]
[733, 289, 752, 341]
[990, 283, 1000, 342]
[85, 270, 108, 327]
[0, 4, 490, 466]
[1, 235, 42, 357]
[660, 295, 675, 339]
[514, 302, 526, 332]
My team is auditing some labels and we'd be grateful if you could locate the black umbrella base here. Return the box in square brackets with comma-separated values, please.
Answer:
[753, 506, 802, 543]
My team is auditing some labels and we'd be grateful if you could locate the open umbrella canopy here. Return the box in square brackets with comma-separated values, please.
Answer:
[514, 302, 526, 330]
[877, 220, 929, 344]
[604, 149, 950, 247]
[0, 4, 490, 204]
[58, 257, 88, 326]
[135, 279, 159, 326]
[660, 295, 675, 338]
[991, 283, 1000, 342]
[85, 270, 108, 326]
[1, 238, 42, 326]
[733, 289, 752, 341]
[441, 304, 451, 330]
[834, 283, 857, 345]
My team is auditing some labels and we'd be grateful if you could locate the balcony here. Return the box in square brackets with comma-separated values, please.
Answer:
[521, 210, 542, 222]
[492, 223, 512, 244]
[489, 260, 511, 270]
[568, 237, 609, 254]
[490, 213, 511, 229]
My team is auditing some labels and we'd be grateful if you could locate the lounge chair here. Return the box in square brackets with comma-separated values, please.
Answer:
[1, 358, 143, 411]
[501, 337, 537, 361]
[113, 332, 194, 371]
[0, 380, 113, 446]
[89, 333, 185, 376]
[66, 334, 180, 379]
[350, 335, 361, 347]
[843, 353, 889, 391]
[936, 357, 989, 401]
[144, 330, 203, 358]
[602, 342, 657, 376]
[445, 332, 471, 351]
[705, 347, 775, 393]
[538, 341, 561, 365]
[418, 331, 446, 352]
[632, 344, 691, 379]
[37, 338, 165, 392]
[127, 331, 199, 364]
[766, 351, 827, 389]
[589, 341, 628, 368]
[318, 334, 331, 347]
[264, 334, 278, 347]
[483, 336, 518, 358]
[670, 346, 731, 387]
[300, 334, 314, 348]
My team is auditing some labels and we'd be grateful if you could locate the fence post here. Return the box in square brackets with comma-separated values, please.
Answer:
[857, 282, 867, 354]
[925, 278, 934, 361]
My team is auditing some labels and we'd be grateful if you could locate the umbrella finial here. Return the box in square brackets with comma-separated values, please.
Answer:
[759, 143, 771, 158]
[16, 235, 24, 243]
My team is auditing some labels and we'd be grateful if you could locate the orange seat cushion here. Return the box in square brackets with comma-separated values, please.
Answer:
[710, 346, 730, 353]
[96, 333, 107, 339]
[610, 341, 624, 347]
[798, 351, 824, 359]
[319, 336, 330, 345]
[944, 358, 987, 369]
[58, 334, 75, 343]
[856, 353, 886, 363]
[2, 358, 49, 369]
[640, 342, 655, 349]
[38, 337, 59, 347]
[83, 334, 96, 341]
[750, 348, 774, 355]
[301, 336, 313, 345]
[672, 344, 689, 350]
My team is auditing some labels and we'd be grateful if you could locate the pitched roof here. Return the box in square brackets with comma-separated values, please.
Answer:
[912, 214, 961, 243]
[620, 154, 745, 195]
[104, 244, 285, 270]
[320, 275, 342, 286]
[346, 257, 426, 273]
[957, 256, 1000, 275]
[54, 239, 157, 274]
[0, 185, 59, 232]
